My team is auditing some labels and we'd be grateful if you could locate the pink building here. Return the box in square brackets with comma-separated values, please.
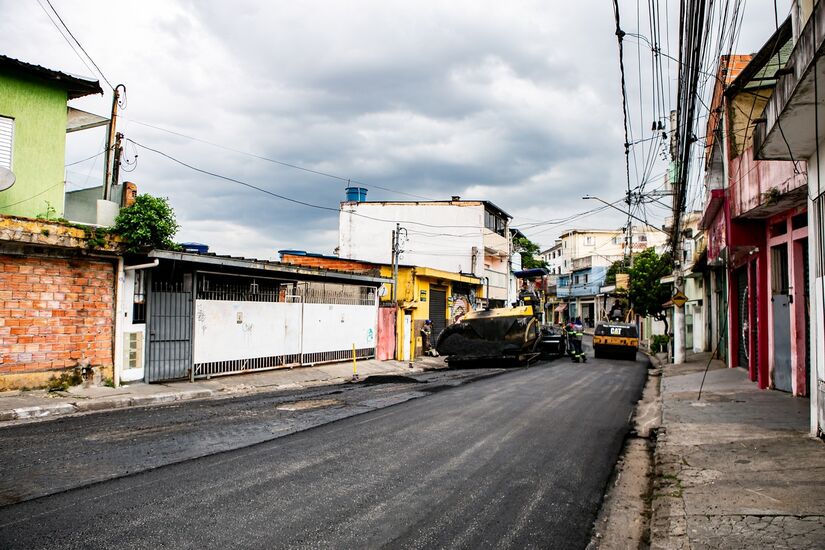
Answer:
[701, 21, 810, 396]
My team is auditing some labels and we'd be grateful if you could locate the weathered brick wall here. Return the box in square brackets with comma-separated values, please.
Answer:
[0, 254, 115, 386]
[280, 253, 379, 274]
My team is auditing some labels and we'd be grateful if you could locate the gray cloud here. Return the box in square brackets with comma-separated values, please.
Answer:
[0, 0, 786, 257]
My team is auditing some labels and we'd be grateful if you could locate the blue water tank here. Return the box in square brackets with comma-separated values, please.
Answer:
[345, 186, 368, 202]
[180, 242, 209, 254]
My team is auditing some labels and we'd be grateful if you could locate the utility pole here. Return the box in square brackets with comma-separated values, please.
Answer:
[626, 190, 634, 268]
[103, 84, 126, 201]
[391, 225, 399, 304]
[670, 109, 686, 365]
[391, 223, 406, 304]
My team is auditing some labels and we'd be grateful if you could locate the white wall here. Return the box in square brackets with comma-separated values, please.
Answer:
[193, 300, 378, 365]
[808, 144, 825, 436]
[120, 269, 147, 383]
[193, 301, 302, 364]
[339, 202, 483, 275]
[302, 304, 376, 352]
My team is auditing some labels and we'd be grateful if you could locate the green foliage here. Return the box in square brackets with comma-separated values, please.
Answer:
[47, 370, 83, 392]
[651, 334, 670, 353]
[114, 194, 180, 253]
[605, 257, 630, 286]
[83, 226, 109, 250]
[513, 236, 548, 269]
[628, 248, 673, 319]
[36, 201, 58, 221]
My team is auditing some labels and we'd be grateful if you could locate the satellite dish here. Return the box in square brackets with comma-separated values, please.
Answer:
[377, 284, 388, 297]
[0, 167, 15, 192]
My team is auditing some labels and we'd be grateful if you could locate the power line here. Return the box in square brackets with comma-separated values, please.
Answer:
[41, 0, 114, 90]
[126, 138, 527, 231]
[65, 148, 108, 167]
[35, 0, 97, 79]
[128, 119, 438, 201]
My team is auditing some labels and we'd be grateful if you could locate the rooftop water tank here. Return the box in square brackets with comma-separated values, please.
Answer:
[180, 242, 209, 254]
[345, 186, 368, 202]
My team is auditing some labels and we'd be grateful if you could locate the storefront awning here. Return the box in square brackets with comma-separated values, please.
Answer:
[554, 304, 568, 313]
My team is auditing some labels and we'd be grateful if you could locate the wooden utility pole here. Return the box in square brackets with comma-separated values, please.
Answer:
[103, 84, 126, 201]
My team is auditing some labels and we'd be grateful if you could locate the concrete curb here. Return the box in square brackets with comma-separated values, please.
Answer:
[1, 388, 219, 423]
[0, 365, 460, 424]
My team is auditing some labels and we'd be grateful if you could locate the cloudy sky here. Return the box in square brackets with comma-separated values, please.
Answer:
[1, 0, 784, 259]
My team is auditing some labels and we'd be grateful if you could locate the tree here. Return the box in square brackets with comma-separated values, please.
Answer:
[114, 194, 180, 253]
[604, 257, 630, 286]
[513, 236, 548, 269]
[628, 248, 673, 330]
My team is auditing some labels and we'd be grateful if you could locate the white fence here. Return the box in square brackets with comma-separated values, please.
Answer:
[191, 298, 377, 377]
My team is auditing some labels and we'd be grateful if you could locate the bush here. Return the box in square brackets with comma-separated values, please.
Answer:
[651, 334, 670, 353]
[47, 370, 83, 392]
[114, 194, 179, 253]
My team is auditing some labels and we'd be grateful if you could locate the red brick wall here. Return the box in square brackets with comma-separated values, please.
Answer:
[281, 253, 378, 273]
[0, 255, 115, 376]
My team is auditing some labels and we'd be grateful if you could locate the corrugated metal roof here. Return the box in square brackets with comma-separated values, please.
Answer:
[148, 249, 391, 285]
[0, 55, 103, 99]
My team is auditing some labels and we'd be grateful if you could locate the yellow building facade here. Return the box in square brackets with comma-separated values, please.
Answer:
[378, 265, 484, 361]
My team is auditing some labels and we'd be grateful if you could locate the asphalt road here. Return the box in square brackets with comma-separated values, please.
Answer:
[0, 355, 646, 549]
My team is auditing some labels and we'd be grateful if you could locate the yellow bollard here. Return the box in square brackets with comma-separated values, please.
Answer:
[352, 343, 358, 380]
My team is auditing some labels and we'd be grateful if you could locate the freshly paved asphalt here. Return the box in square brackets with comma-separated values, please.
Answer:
[0, 355, 646, 549]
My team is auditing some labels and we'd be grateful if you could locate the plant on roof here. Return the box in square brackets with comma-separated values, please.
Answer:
[113, 194, 180, 253]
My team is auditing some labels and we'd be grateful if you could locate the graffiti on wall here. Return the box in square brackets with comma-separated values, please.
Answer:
[450, 295, 469, 323]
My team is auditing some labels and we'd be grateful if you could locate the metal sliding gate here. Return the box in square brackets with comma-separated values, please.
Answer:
[144, 272, 378, 383]
[146, 280, 193, 383]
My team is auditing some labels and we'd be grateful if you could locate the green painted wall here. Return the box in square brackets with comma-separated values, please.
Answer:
[0, 74, 68, 219]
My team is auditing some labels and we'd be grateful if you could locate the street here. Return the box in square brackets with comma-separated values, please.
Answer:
[0, 352, 647, 549]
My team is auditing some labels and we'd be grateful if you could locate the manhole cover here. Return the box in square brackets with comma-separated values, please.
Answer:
[276, 398, 342, 411]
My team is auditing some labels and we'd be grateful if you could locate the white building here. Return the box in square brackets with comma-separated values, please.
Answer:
[339, 198, 515, 306]
[542, 240, 563, 277]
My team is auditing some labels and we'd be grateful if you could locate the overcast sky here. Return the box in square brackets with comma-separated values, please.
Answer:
[0, 0, 784, 259]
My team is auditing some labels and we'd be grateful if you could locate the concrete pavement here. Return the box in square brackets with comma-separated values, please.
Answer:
[0, 356, 446, 423]
[649, 351, 825, 549]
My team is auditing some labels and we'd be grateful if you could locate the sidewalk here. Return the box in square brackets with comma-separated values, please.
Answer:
[649, 351, 825, 549]
[0, 356, 447, 423]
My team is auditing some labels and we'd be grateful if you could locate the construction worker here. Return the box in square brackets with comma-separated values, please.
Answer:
[570, 317, 587, 362]
[518, 281, 542, 317]
[420, 320, 438, 357]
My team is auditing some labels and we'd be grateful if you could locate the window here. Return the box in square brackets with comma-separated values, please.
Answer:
[132, 270, 146, 323]
[584, 236, 595, 246]
[484, 210, 506, 236]
[0, 116, 13, 169]
[563, 260, 567, 267]
[574, 275, 580, 284]
[638, 234, 648, 243]
[612, 236, 621, 245]
[584, 274, 589, 283]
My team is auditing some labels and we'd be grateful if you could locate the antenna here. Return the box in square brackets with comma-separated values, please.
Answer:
[0, 167, 16, 192]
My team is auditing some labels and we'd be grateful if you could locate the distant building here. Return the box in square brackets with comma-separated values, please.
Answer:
[555, 227, 666, 326]
[338, 195, 514, 307]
